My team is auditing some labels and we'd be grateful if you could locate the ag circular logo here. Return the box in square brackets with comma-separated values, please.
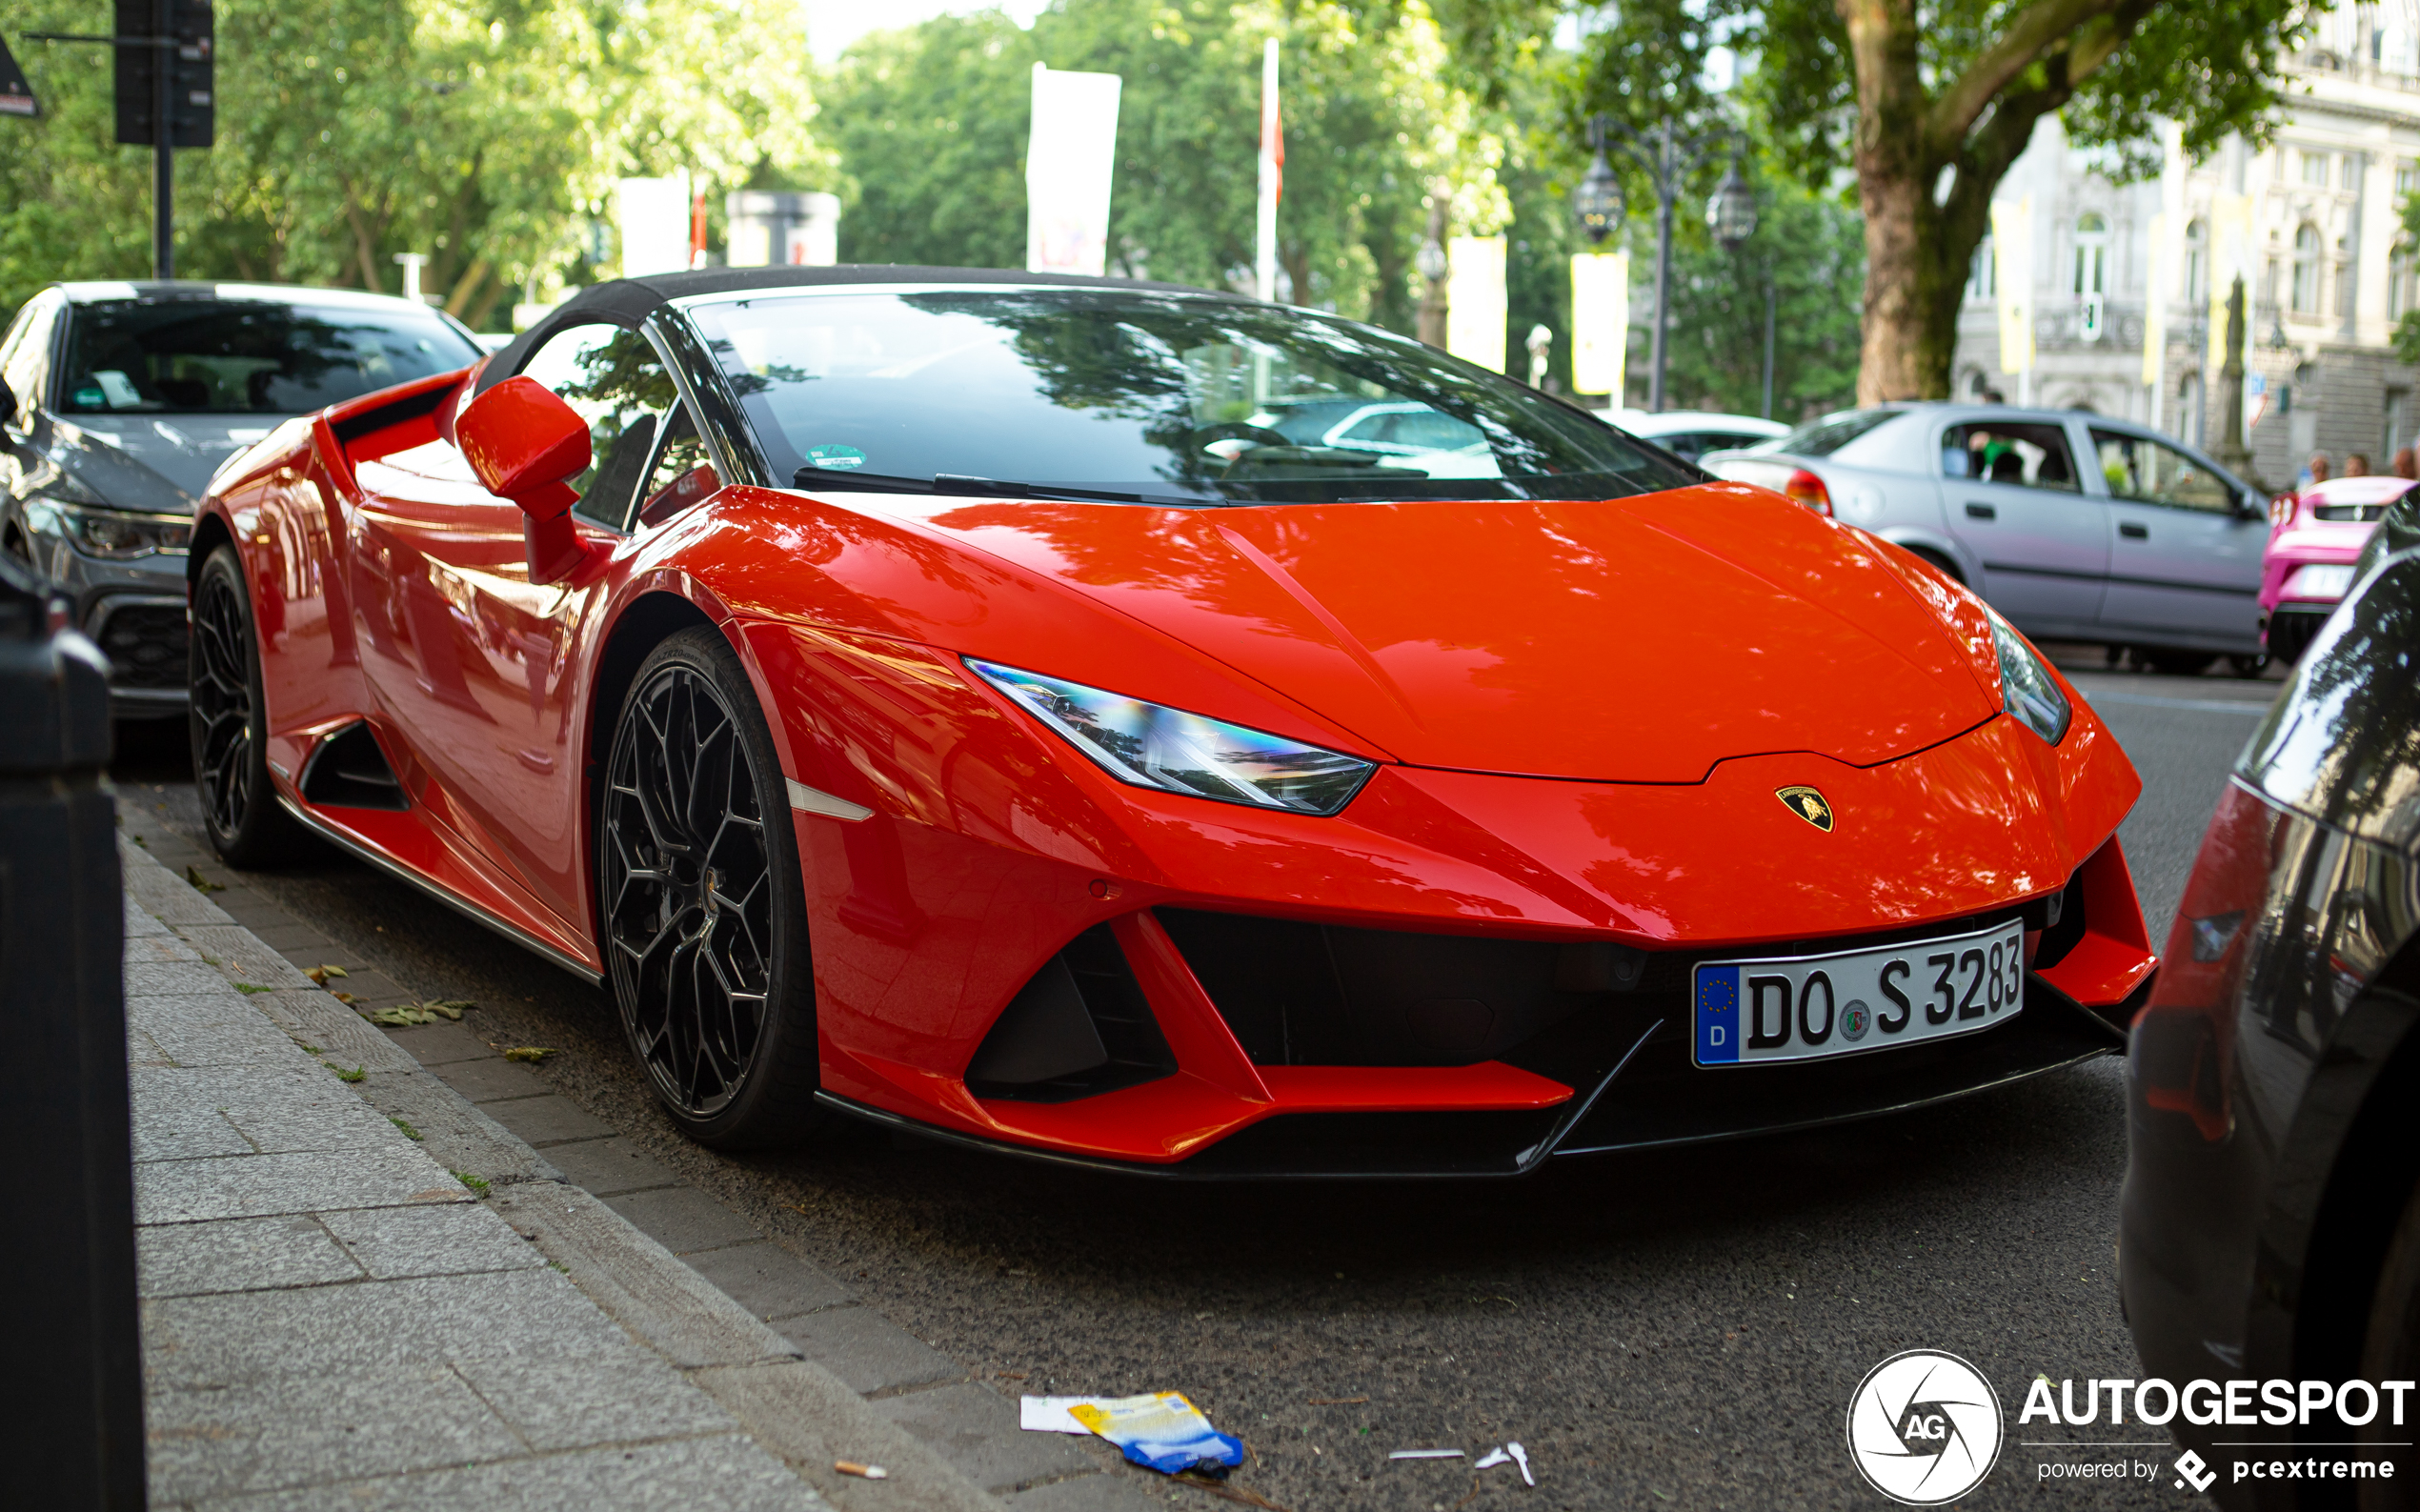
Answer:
[1845, 1349, 2003, 1505]
[1841, 999, 1871, 1042]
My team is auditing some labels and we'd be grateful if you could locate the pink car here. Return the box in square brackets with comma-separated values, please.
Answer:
[2260, 474, 2410, 661]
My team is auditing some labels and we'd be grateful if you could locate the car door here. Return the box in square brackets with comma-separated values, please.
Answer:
[349, 322, 680, 926]
[1938, 417, 2108, 635]
[2088, 427, 2265, 649]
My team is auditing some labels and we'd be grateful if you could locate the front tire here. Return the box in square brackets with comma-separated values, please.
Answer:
[597, 627, 822, 1149]
[188, 544, 304, 866]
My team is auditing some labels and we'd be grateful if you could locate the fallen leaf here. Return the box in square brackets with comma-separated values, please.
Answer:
[305, 964, 350, 985]
[502, 1046, 558, 1063]
[184, 865, 223, 894]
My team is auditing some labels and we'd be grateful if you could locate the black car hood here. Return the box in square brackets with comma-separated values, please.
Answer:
[38, 412, 289, 513]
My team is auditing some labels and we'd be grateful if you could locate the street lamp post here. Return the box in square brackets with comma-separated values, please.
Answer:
[1706, 150, 1769, 417]
[1573, 112, 1744, 413]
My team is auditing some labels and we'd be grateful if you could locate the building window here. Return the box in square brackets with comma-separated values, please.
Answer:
[2292, 223, 2323, 312]
[2394, 243, 2419, 319]
[2179, 373, 2204, 448]
[2344, 154, 2362, 190]
[2304, 150, 2333, 186]
[2185, 218, 2208, 303]
[1967, 235, 1995, 301]
[2075, 212, 2108, 339]
[2399, 161, 2419, 196]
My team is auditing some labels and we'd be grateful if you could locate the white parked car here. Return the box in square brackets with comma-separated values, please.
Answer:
[1606, 410, 1790, 464]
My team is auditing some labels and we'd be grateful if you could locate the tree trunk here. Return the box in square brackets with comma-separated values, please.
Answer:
[1844, 0, 1958, 403]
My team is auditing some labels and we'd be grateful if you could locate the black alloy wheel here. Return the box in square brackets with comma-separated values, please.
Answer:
[599, 627, 821, 1148]
[188, 545, 302, 865]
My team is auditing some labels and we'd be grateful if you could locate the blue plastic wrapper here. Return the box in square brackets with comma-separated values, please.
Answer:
[1068, 1393, 1245, 1475]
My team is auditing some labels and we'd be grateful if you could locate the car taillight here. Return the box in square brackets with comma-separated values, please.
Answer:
[2269, 493, 2296, 527]
[1784, 469, 1832, 515]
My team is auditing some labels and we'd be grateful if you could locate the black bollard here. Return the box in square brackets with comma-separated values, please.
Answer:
[0, 548, 143, 1508]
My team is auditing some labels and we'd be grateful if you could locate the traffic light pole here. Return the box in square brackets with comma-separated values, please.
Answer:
[28, 2, 211, 280]
[152, 0, 172, 278]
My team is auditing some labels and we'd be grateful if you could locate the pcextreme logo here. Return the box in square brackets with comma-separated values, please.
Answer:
[1846, 1350, 2004, 1505]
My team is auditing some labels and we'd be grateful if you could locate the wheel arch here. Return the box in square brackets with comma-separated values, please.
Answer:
[580, 588, 725, 937]
[187, 510, 237, 592]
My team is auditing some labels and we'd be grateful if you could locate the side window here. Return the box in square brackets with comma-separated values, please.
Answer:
[1, 294, 63, 423]
[2091, 429, 2234, 514]
[514, 323, 677, 530]
[1941, 421, 2080, 493]
[634, 405, 722, 529]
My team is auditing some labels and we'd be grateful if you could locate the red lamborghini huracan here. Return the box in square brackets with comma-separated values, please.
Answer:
[184, 267, 2155, 1175]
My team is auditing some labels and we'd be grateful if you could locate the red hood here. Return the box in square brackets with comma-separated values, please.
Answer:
[877, 483, 2000, 783]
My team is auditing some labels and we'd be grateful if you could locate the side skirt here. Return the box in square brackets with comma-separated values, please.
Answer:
[273, 794, 603, 986]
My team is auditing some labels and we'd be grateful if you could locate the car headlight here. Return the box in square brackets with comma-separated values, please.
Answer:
[967, 659, 1377, 816]
[1988, 610, 2070, 744]
[51, 502, 192, 559]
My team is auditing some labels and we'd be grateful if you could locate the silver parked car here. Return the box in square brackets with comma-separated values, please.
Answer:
[1703, 404, 2270, 675]
[0, 281, 484, 716]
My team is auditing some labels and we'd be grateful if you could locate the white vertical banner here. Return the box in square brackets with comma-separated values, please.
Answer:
[1026, 65, 1123, 277]
[1256, 40, 1281, 301]
[1445, 236, 1507, 373]
[1990, 195, 2034, 379]
[2142, 211, 2168, 393]
[617, 173, 692, 277]
[1569, 252, 1630, 397]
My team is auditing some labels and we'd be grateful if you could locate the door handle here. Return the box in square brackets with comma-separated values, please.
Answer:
[2119, 522, 2148, 539]
[1965, 502, 1996, 520]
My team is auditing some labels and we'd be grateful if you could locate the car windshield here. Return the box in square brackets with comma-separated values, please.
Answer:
[59, 297, 481, 415]
[1772, 409, 1902, 457]
[683, 288, 1697, 504]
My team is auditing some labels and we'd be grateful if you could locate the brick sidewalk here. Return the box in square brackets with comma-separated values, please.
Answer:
[121, 834, 1026, 1512]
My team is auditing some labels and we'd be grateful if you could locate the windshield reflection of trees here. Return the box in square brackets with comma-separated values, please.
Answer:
[894, 291, 1689, 502]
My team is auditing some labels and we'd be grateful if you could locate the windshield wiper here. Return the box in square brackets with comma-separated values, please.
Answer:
[791, 467, 1204, 507]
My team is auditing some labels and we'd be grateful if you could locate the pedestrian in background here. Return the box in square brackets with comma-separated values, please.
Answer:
[2301, 452, 2332, 489]
[2344, 453, 2371, 477]
[2394, 447, 2417, 480]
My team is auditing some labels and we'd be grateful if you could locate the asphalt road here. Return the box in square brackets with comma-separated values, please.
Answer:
[111, 655, 2284, 1512]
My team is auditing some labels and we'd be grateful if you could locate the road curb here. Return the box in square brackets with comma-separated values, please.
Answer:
[120, 832, 1014, 1512]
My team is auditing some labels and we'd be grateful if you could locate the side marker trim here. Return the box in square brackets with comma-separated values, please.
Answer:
[787, 778, 873, 822]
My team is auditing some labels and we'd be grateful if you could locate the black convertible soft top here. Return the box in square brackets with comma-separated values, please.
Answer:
[476, 265, 1226, 395]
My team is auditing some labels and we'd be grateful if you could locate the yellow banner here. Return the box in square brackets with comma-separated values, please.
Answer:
[2207, 192, 2253, 364]
[1989, 196, 2033, 376]
[1569, 252, 1630, 397]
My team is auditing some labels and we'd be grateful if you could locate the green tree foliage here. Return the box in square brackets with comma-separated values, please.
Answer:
[817, 0, 1511, 333]
[1657, 171, 1864, 418]
[1742, 0, 2320, 401]
[2, 0, 827, 326]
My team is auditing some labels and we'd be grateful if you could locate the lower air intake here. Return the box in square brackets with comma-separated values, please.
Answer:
[964, 924, 1177, 1102]
[299, 722, 408, 811]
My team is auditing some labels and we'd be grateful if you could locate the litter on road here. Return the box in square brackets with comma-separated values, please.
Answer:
[1475, 1447, 1511, 1469]
[1026, 1393, 1242, 1475]
[834, 1462, 888, 1479]
[1389, 1448, 1465, 1460]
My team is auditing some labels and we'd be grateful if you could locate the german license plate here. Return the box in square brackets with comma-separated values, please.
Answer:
[1692, 919, 2026, 1067]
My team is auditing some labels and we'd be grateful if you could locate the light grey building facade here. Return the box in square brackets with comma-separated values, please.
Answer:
[1953, 10, 2420, 487]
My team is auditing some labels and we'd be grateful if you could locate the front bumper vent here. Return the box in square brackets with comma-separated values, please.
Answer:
[1155, 907, 1641, 1068]
[965, 924, 1177, 1102]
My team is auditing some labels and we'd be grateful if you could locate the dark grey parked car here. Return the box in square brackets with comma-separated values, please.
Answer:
[0, 281, 483, 716]
[1704, 403, 2270, 675]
